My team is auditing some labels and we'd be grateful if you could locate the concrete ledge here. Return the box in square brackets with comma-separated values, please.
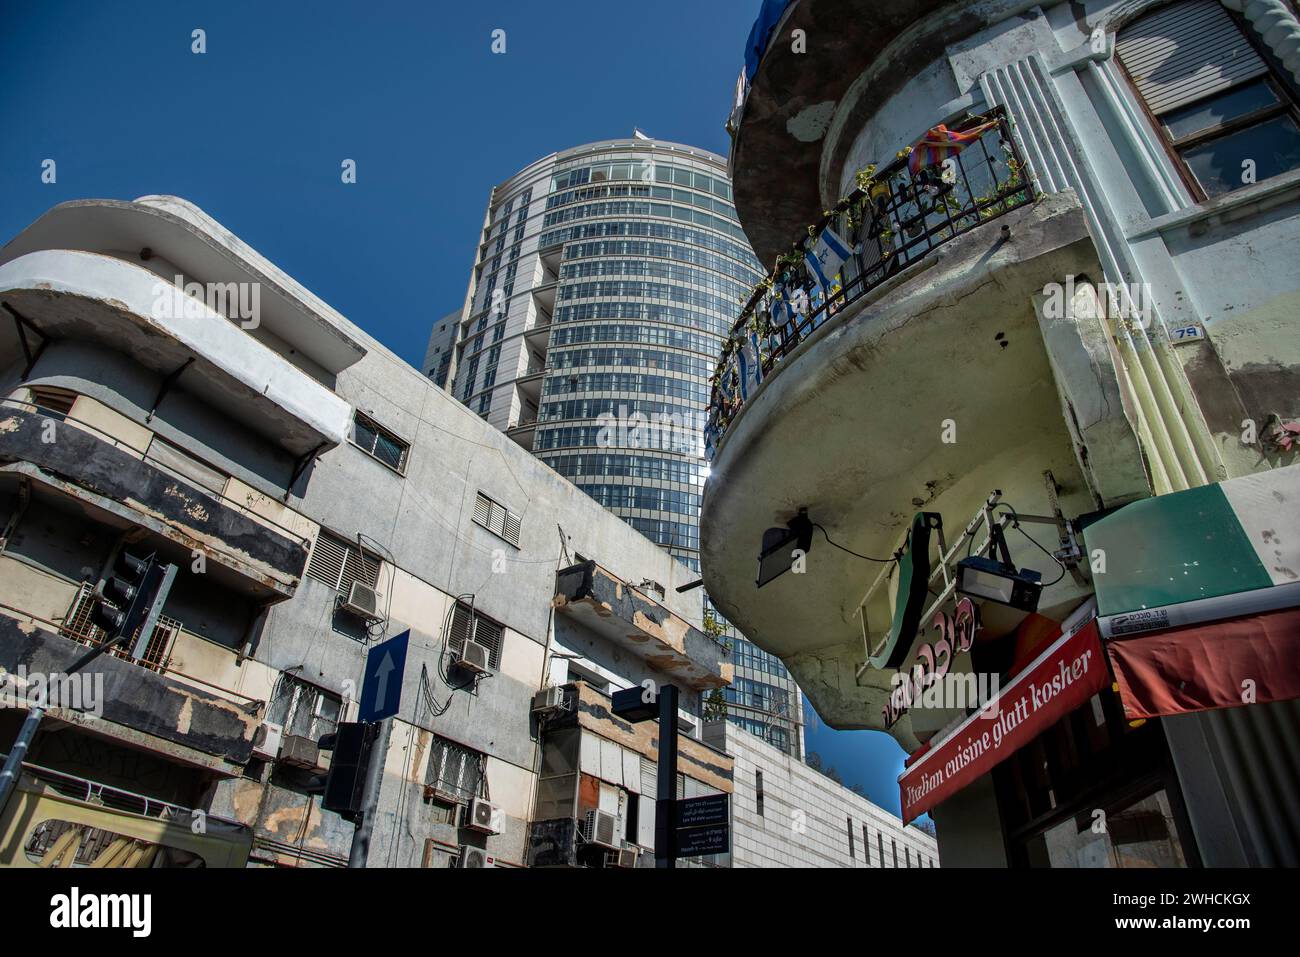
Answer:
[0, 618, 262, 766]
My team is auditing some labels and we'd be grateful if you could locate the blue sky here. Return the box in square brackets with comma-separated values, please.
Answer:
[0, 0, 914, 817]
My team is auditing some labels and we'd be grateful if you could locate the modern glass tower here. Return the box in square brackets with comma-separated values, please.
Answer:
[430, 136, 804, 755]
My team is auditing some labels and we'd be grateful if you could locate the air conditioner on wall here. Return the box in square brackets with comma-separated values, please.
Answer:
[531, 685, 566, 715]
[459, 845, 492, 868]
[465, 797, 502, 835]
[339, 581, 381, 621]
[607, 845, 640, 868]
[252, 721, 284, 761]
[278, 734, 322, 770]
[454, 638, 492, 674]
[583, 809, 620, 849]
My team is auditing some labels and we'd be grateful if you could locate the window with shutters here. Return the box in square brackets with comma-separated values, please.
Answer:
[425, 734, 484, 804]
[446, 600, 503, 669]
[471, 490, 522, 547]
[1116, 0, 1300, 199]
[305, 529, 380, 594]
[351, 411, 410, 473]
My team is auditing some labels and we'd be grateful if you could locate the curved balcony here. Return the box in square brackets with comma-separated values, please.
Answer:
[699, 186, 1144, 746]
[0, 249, 350, 457]
[731, 0, 1031, 263]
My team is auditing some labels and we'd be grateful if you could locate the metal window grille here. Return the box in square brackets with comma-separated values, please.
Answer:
[268, 674, 342, 741]
[60, 582, 180, 672]
[425, 735, 484, 804]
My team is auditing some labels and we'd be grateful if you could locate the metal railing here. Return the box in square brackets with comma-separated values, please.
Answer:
[707, 109, 1033, 444]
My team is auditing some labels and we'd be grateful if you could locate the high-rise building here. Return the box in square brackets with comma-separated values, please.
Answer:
[422, 308, 459, 388]
[432, 137, 806, 755]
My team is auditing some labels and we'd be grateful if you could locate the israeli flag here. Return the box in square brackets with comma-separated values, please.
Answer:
[742, 330, 763, 395]
[736, 335, 757, 401]
[770, 286, 791, 330]
[805, 226, 854, 292]
[788, 284, 809, 316]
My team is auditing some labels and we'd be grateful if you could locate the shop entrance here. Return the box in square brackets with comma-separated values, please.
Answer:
[992, 684, 1200, 868]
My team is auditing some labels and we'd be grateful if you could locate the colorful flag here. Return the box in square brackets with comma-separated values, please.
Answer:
[908, 119, 999, 176]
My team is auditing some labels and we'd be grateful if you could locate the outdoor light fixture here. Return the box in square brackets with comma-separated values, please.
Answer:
[755, 510, 813, 588]
[956, 554, 1042, 613]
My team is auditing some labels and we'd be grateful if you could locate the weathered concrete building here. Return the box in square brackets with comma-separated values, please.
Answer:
[0, 195, 736, 868]
[705, 0, 1300, 867]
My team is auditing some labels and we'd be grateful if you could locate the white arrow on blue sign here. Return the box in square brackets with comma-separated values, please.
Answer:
[359, 629, 409, 723]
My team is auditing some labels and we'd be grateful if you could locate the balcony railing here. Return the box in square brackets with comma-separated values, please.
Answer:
[707, 109, 1033, 447]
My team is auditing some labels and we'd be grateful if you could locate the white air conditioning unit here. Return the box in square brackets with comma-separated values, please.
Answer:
[339, 581, 382, 621]
[458, 845, 492, 868]
[252, 721, 284, 761]
[607, 846, 640, 868]
[583, 809, 620, 849]
[454, 638, 492, 675]
[278, 734, 322, 770]
[465, 797, 502, 835]
[531, 685, 566, 715]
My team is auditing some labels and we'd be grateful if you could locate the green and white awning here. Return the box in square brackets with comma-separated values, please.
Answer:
[1084, 465, 1300, 637]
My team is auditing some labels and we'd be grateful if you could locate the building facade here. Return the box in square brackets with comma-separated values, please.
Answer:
[705, 720, 937, 868]
[704, 0, 1300, 867]
[0, 195, 737, 869]
[433, 137, 808, 756]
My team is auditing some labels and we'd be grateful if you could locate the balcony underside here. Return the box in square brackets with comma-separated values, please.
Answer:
[554, 561, 732, 692]
[0, 249, 350, 457]
[701, 194, 1137, 744]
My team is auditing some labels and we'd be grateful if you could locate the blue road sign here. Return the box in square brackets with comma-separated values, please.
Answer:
[358, 630, 409, 723]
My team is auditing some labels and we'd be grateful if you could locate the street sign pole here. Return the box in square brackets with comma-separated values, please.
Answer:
[654, 683, 679, 869]
[348, 629, 409, 868]
[347, 714, 391, 869]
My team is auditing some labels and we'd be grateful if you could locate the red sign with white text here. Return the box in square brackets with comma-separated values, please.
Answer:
[899, 621, 1107, 823]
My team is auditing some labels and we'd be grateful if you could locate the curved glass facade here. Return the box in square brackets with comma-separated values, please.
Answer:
[435, 138, 802, 755]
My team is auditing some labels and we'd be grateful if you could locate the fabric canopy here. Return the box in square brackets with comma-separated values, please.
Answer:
[1106, 606, 1300, 720]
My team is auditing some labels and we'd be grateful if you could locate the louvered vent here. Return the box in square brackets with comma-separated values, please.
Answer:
[1117, 0, 1266, 115]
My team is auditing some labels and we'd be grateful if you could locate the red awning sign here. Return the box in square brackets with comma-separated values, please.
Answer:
[899, 621, 1107, 823]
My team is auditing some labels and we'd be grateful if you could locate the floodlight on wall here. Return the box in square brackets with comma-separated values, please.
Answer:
[755, 510, 814, 588]
[955, 555, 1042, 613]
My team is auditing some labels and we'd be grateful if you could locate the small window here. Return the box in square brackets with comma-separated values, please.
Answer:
[848, 816, 855, 859]
[755, 770, 764, 817]
[472, 490, 522, 547]
[352, 411, 409, 473]
[447, 600, 503, 669]
[306, 529, 380, 595]
[863, 824, 871, 864]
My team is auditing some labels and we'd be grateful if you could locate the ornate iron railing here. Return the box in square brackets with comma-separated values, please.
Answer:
[706, 109, 1034, 449]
